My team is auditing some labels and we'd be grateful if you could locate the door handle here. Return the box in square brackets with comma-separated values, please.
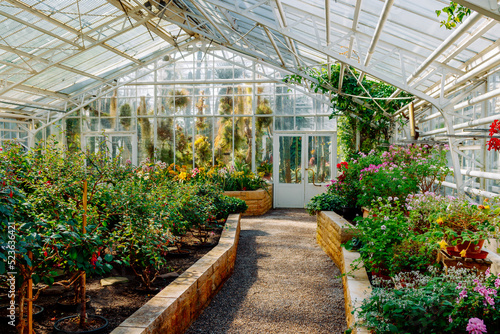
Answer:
[305, 168, 322, 187]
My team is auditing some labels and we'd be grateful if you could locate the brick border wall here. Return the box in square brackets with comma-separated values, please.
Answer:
[316, 211, 371, 333]
[110, 213, 241, 334]
[224, 184, 273, 216]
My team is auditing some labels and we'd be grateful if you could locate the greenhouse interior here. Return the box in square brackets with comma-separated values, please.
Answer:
[1, 0, 500, 333]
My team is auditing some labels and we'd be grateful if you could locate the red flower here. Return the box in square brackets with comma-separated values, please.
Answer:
[242, 187, 247, 191]
[9, 189, 13, 198]
[487, 120, 500, 151]
[44, 250, 48, 257]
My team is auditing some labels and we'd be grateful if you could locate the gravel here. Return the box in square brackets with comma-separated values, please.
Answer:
[186, 209, 347, 334]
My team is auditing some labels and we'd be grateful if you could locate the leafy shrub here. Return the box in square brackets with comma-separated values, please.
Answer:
[305, 193, 346, 215]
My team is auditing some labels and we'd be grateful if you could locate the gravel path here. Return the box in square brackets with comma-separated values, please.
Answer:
[186, 209, 347, 334]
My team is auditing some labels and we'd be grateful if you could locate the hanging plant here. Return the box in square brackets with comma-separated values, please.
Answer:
[486, 120, 500, 151]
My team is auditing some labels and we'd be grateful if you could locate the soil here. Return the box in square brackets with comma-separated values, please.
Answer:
[54, 315, 107, 333]
[0, 226, 223, 334]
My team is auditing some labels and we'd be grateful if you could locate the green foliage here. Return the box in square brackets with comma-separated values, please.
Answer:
[284, 64, 413, 157]
[305, 193, 347, 216]
[354, 267, 500, 333]
[436, 2, 472, 30]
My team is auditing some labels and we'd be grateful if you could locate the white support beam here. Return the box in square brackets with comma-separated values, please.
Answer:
[359, 0, 395, 79]
[406, 11, 483, 85]
[338, 0, 362, 93]
[262, 26, 286, 66]
[273, 0, 302, 69]
[0, 45, 105, 82]
[194, 0, 442, 107]
[0, 9, 82, 49]
[453, 0, 500, 21]
[5, 0, 142, 64]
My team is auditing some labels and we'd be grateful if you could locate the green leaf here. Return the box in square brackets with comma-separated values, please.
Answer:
[104, 253, 113, 262]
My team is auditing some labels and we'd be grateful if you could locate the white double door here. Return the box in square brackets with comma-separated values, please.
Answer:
[273, 134, 336, 208]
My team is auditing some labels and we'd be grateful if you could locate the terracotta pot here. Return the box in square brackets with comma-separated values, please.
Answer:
[447, 238, 485, 257]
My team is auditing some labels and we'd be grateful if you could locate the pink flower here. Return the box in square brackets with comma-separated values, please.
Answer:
[125, 159, 132, 164]
[466, 318, 487, 334]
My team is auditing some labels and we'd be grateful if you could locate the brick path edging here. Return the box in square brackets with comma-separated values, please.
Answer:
[110, 213, 241, 334]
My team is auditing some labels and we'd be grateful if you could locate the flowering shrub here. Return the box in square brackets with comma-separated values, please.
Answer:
[326, 151, 382, 208]
[353, 267, 500, 333]
[345, 198, 412, 274]
[1, 137, 248, 330]
[357, 144, 449, 208]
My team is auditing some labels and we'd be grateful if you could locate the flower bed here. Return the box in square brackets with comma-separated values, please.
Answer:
[0, 138, 248, 334]
[310, 143, 500, 333]
[109, 214, 241, 334]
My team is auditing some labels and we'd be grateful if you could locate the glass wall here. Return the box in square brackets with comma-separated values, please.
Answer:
[58, 49, 335, 177]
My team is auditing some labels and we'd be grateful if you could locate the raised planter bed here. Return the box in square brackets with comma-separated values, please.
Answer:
[224, 184, 273, 216]
[317, 210, 500, 333]
[109, 213, 241, 334]
[316, 211, 370, 334]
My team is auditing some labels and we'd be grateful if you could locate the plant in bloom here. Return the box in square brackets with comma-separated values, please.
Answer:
[486, 119, 500, 151]
[353, 267, 500, 333]
[466, 318, 488, 334]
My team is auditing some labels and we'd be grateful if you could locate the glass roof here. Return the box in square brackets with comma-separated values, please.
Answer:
[0, 0, 499, 126]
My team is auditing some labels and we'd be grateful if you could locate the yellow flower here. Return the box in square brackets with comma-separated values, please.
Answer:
[460, 249, 467, 257]
[485, 205, 490, 210]
[436, 217, 444, 225]
[438, 240, 448, 250]
[179, 172, 188, 180]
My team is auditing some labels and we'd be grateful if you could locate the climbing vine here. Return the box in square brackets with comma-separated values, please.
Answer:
[284, 64, 412, 158]
[435, 2, 472, 30]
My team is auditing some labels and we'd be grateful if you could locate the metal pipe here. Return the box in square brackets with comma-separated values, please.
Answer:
[421, 113, 500, 137]
[441, 181, 499, 198]
[406, 11, 482, 85]
[454, 86, 500, 110]
[461, 169, 500, 181]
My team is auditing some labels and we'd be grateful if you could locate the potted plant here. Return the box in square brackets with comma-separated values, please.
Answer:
[429, 198, 500, 258]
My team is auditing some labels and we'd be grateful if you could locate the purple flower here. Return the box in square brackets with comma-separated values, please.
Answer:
[466, 318, 487, 334]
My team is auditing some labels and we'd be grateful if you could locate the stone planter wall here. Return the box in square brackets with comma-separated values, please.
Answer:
[110, 213, 241, 334]
[316, 211, 370, 333]
[224, 184, 273, 216]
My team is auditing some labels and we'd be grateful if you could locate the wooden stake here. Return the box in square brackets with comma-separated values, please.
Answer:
[28, 251, 33, 334]
[80, 180, 87, 327]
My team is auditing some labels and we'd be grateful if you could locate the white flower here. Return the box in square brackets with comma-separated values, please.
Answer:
[388, 196, 393, 201]
[384, 216, 389, 221]
[381, 225, 387, 230]
[377, 197, 382, 201]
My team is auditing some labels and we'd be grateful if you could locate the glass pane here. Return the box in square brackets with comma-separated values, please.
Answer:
[214, 117, 233, 166]
[308, 136, 332, 184]
[256, 117, 273, 181]
[279, 136, 302, 184]
[138, 117, 154, 162]
[175, 117, 193, 167]
[157, 118, 174, 164]
[112, 136, 133, 164]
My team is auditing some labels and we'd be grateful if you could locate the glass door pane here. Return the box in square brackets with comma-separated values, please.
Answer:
[111, 136, 133, 164]
[278, 136, 302, 183]
[307, 136, 332, 184]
